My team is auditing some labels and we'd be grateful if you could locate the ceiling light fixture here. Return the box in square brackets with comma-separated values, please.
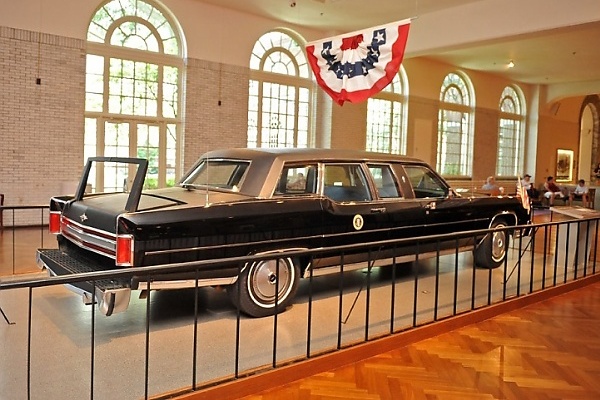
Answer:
[507, 60, 515, 68]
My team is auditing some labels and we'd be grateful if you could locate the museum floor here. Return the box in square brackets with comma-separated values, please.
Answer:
[237, 279, 600, 400]
[229, 209, 600, 400]
[1, 211, 600, 399]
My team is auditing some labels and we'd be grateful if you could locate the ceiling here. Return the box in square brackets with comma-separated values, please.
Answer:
[196, 0, 600, 99]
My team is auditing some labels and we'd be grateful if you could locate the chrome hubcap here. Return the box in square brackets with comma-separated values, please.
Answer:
[251, 259, 292, 304]
[491, 228, 507, 261]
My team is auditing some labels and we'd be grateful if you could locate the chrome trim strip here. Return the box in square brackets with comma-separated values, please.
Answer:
[304, 246, 474, 278]
[62, 223, 116, 250]
[136, 277, 238, 290]
[61, 229, 116, 258]
[60, 216, 117, 259]
[61, 215, 115, 239]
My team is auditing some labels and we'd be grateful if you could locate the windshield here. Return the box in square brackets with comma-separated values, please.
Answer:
[181, 159, 250, 192]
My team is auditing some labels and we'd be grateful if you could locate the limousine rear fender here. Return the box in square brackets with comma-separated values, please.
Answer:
[485, 211, 531, 242]
[240, 247, 309, 274]
[489, 211, 518, 229]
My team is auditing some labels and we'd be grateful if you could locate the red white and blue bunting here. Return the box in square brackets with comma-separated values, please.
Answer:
[306, 19, 411, 106]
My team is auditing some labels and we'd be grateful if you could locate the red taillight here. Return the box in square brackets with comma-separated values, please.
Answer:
[49, 212, 61, 234]
[116, 234, 134, 266]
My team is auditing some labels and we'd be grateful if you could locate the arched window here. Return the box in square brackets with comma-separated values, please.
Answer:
[247, 30, 313, 148]
[437, 72, 475, 177]
[85, 0, 185, 191]
[365, 67, 408, 154]
[496, 86, 525, 177]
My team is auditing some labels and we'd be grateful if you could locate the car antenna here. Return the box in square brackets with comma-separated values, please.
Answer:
[204, 156, 211, 206]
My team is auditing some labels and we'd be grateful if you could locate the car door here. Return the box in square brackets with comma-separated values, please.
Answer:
[320, 163, 379, 247]
[318, 162, 427, 268]
[400, 164, 479, 238]
[366, 163, 427, 240]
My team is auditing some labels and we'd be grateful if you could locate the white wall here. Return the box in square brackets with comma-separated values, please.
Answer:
[0, 0, 325, 66]
[4, 0, 600, 67]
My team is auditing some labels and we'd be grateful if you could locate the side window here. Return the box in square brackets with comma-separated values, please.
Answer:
[403, 165, 448, 199]
[323, 164, 371, 202]
[275, 164, 316, 195]
[368, 164, 402, 198]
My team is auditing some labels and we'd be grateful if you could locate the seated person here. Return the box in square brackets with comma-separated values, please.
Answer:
[543, 176, 566, 206]
[286, 172, 306, 191]
[521, 174, 539, 199]
[569, 179, 589, 207]
[482, 176, 502, 196]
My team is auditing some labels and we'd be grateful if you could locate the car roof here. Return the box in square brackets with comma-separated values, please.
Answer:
[202, 147, 425, 164]
[182, 148, 433, 198]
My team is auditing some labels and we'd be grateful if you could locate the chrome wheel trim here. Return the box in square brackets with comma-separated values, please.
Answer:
[247, 258, 295, 308]
[491, 226, 507, 262]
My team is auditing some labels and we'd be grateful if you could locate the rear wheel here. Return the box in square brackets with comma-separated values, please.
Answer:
[227, 255, 299, 317]
[474, 220, 509, 269]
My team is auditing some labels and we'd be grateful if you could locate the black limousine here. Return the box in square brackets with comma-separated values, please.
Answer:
[37, 148, 531, 317]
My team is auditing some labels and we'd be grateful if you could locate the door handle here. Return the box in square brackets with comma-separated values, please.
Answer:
[370, 207, 386, 214]
[424, 202, 437, 210]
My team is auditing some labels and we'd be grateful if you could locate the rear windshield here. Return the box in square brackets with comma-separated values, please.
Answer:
[181, 159, 250, 192]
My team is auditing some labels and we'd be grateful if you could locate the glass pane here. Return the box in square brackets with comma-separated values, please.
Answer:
[323, 164, 371, 202]
[163, 66, 179, 118]
[90, 0, 179, 54]
[248, 31, 312, 148]
[103, 122, 129, 192]
[366, 98, 392, 153]
[440, 73, 470, 105]
[275, 164, 317, 195]
[366, 74, 406, 155]
[496, 118, 522, 176]
[166, 124, 177, 187]
[84, 118, 97, 189]
[500, 86, 521, 115]
[368, 165, 401, 198]
[183, 160, 250, 191]
[86, 0, 182, 192]
[437, 109, 471, 176]
[85, 55, 104, 112]
[404, 165, 447, 199]
[137, 125, 160, 189]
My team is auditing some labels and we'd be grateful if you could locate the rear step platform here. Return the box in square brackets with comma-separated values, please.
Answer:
[37, 249, 132, 316]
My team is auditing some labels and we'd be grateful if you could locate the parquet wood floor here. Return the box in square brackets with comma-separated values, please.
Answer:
[238, 280, 600, 400]
[5, 213, 600, 399]
[228, 208, 600, 400]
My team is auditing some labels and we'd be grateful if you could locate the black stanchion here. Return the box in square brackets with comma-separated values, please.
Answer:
[0, 304, 15, 325]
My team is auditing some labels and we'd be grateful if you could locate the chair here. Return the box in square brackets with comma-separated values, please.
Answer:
[570, 187, 596, 209]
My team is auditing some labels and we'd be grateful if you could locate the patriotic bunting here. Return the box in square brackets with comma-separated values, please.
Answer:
[306, 19, 411, 106]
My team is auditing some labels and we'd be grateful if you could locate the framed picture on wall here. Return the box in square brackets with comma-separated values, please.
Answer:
[556, 149, 573, 182]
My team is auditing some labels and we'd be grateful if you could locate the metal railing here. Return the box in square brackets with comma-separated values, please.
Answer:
[0, 205, 53, 276]
[0, 205, 50, 230]
[0, 212, 598, 399]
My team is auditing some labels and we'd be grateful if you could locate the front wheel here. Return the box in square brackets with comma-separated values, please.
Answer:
[474, 220, 509, 269]
[227, 256, 299, 317]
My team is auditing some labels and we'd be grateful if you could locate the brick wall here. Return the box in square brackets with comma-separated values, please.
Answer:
[182, 59, 249, 173]
[0, 27, 85, 226]
[0, 27, 253, 225]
